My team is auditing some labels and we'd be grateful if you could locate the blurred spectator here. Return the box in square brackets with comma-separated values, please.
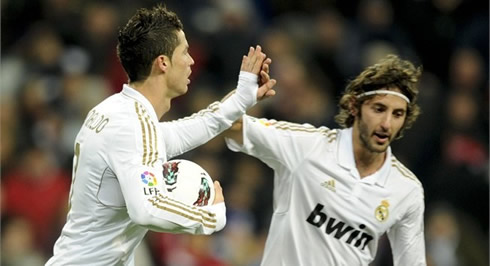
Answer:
[2, 148, 71, 255]
[428, 88, 489, 236]
[1, 216, 46, 266]
[0, 0, 488, 265]
[425, 204, 489, 266]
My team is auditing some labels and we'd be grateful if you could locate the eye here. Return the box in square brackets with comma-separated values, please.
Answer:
[373, 106, 384, 113]
[394, 111, 405, 118]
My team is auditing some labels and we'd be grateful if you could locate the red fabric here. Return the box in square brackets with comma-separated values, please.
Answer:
[2, 169, 70, 247]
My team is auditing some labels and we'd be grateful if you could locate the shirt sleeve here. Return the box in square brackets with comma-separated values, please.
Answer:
[161, 72, 258, 159]
[107, 114, 225, 235]
[160, 101, 229, 159]
[225, 115, 329, 171]
[387, 188, 427, 266]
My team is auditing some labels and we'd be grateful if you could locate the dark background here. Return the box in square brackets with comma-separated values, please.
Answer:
[1, 0, 488, 265]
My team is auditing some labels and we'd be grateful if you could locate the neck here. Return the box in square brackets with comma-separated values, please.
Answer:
[130, 77, 170, 120]
[354, 146, 386, 178]
[352, 128, 387, 178]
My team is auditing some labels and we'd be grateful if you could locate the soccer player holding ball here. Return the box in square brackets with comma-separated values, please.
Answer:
[46, 5, 276, 265]
[226, 55, 426, 265]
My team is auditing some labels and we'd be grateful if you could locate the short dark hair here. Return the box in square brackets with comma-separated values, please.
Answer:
[117, 5, 183, 82]
[335, 55, 422, 138]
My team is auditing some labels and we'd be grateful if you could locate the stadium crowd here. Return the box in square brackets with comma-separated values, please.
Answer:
[1, 0, 488, 265]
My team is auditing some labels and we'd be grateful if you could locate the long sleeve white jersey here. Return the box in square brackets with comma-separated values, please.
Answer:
[226, 115, 426, 266]
[47, 83, 256, 266]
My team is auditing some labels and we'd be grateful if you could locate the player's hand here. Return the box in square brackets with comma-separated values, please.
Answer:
[240, 45, 266, 75]
[240, 45, 277, 101]
[257, 58, 276, 101]
[213, 181, 224, 205]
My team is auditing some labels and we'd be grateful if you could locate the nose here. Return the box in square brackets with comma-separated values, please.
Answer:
[189, 54, 195, 66]
[380, 113, 392, 130]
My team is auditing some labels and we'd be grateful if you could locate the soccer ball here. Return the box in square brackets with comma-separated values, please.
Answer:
[162, 159, 215, 207]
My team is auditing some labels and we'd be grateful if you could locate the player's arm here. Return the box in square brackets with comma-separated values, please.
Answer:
[107, 118, 225, 235]
[160, 45, 276, 159]
[224, 115, 326, 171]
[387, 188, 427, 266]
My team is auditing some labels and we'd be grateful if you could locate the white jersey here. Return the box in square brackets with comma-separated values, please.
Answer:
[226, 115, 426, 266]
[47, 84, 253, 266]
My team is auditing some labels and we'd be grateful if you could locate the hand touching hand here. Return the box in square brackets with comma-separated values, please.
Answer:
[240, 45, 277, 101]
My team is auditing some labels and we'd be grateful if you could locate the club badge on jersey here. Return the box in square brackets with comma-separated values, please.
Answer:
[375, 200, 390, 222]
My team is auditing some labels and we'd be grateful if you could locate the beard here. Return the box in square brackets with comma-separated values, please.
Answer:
[357, 117, 390, 153]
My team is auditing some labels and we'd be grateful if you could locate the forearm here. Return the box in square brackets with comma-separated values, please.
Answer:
[127, 191, 226, 235]
[161, 72, 257, 158]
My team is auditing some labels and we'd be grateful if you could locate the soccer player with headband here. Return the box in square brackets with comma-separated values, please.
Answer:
[226, 54, 426, 265]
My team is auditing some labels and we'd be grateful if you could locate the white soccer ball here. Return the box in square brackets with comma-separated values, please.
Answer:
[162, 159, 215, 207]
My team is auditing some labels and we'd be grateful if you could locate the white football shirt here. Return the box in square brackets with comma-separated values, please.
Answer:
[226, 115, 426, 266]
[46, 84, 255, 266]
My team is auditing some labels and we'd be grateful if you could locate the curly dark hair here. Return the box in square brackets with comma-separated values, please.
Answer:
[117, 5, 183, 83]
[334, 55, 422, 139]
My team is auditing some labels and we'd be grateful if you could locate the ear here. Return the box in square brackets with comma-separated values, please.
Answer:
[155, 55, 170, 73]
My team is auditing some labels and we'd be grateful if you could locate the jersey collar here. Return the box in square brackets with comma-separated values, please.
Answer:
[336, 127, 390, 187]
[121, 84, 159, 122]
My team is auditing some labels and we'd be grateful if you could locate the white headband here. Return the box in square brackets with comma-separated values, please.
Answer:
[356, 90, 410, 103]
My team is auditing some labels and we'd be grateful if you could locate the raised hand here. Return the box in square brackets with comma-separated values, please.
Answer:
[240, 45, 276, 101]
[258, 57, 276, 100]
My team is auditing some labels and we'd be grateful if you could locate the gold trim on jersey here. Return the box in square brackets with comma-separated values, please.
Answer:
[150, 120, 159, 166]
[151, 197, 217, 223]
[135, 102, 148, 165]
[135, 102, 159, 166]
[172, 102, 221, 122]
[144, 114, 155, 165]
[155, 194, 216, 218]
[149, 199, 216, 229]
[391, 158, 422, 187]
[157, 194, 216, 219]
[149, 195, 217, 229]
[257, 119, 337, 142]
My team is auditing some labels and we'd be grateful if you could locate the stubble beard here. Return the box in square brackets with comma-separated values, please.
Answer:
[358, 118, 389, 153]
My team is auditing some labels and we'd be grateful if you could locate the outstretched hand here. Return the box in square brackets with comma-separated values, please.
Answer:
[240, 45, 277, 101]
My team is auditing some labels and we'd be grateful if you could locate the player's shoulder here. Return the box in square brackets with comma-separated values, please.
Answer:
[246, 116, 337, 139]
[96, 93, 150, 120]
[82, 93, 146, 134]
[389, 156, 423, 191]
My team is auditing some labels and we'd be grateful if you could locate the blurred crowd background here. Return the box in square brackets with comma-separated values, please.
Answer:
[1, 0, 488, 265]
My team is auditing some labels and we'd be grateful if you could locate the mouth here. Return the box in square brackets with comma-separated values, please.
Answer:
[373, 132, 390, 144]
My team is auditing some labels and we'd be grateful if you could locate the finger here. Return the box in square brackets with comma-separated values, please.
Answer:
[214, 180, 221, 190]
[262, 62, 269, 74]
[257, 79, 277, 100]
[260, 70, 270, 84]
[263, 58, 272, 69]
[241, 46, 255, 71]
[265, 90, 276, 98]
[213, 181, 224, 204]
[247, 46, 254, 58]
[248, 46, 262, 72]
[240, 55, 247, 71]
[252, 53, 266, 74]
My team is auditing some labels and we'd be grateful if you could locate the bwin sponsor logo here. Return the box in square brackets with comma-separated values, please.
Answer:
[306, 203, 374, 250]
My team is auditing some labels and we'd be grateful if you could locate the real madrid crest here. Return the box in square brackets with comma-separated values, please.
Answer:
[375, 200, 389, 222]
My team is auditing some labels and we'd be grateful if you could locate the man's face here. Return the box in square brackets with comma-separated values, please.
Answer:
[354, 89, 407, 153]
[166, 30, 194, 97]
